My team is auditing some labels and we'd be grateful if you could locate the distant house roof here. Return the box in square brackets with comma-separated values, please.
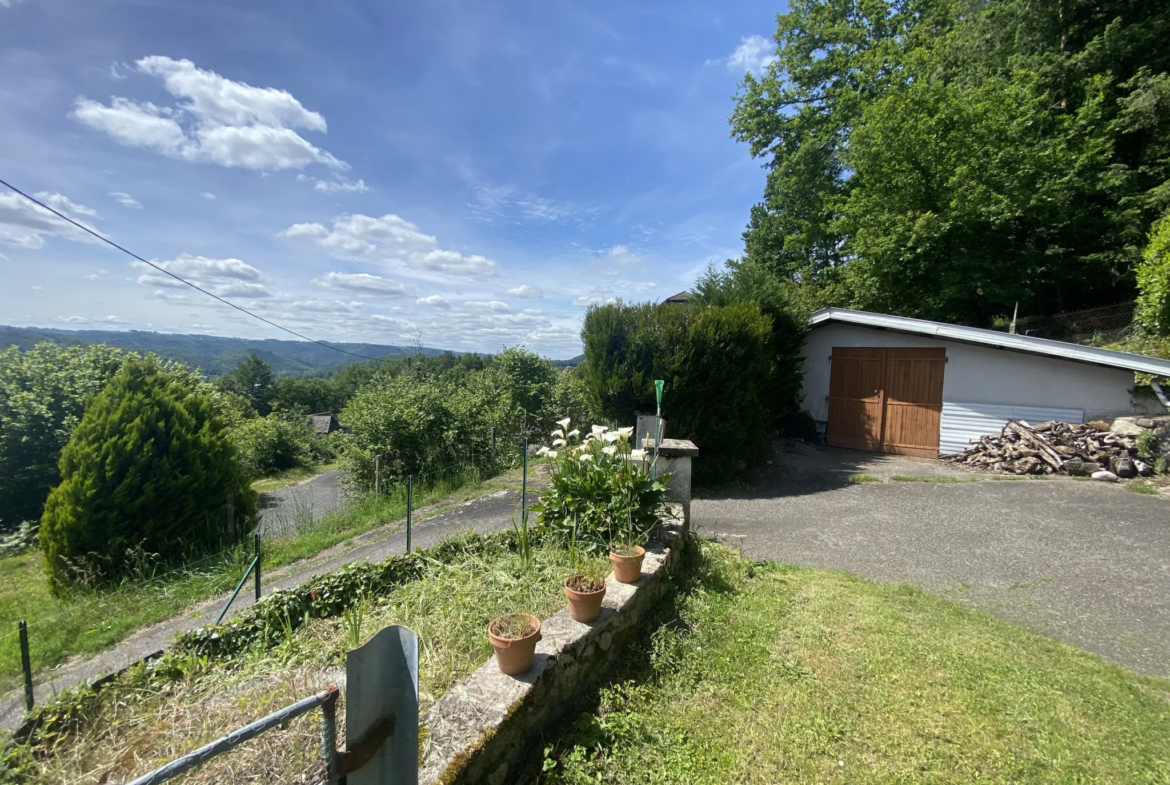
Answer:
[663, 291, 693, 304]
[309, 412, 342, 435]
[808, 307, 1170, 376]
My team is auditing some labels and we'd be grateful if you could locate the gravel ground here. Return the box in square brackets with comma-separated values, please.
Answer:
[694, 441, 1170, 678]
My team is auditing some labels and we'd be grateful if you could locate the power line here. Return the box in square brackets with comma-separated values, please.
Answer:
[0, 177, 378, 362]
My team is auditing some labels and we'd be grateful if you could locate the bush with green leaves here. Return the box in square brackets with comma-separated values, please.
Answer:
[40, 357, 257, 592]
[229, 413, 336, 479]
[580, 300, 777, 484]
[341, 366, 520, 491]
[1136, 213, 1170, 336]
[530, 419, 671, 554]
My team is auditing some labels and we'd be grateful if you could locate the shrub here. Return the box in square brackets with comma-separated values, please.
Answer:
[340, 368, 520, 492]
[529, 419, 671, 554]
[580, 300, 777, 484]
[1136, 213, 1170, 335]
[229, 414, 336, 479]
[40, 357, 257, 592]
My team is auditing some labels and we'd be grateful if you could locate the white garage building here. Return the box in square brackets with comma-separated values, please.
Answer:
[801, 308, 1170, 457]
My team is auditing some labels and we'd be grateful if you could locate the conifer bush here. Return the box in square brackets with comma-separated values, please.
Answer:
[40, 357, 256, 592]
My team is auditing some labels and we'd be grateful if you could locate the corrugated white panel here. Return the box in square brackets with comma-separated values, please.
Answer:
[939, 402, 1084, 455]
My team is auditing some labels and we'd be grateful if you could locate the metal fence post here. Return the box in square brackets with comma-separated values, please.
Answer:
[18, 620, 33, 712]
[374, 455, 380, 497]
[320, 686, 341, 785]
[254, 533, 261, 602]
[521, 437, 528, 528]
[405, 475, 412, 554]
[226, 490, 235, 542]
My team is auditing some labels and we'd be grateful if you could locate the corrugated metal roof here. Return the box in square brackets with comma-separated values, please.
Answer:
[939, 402, 1084, 455]
[808, 307, 1170, 376]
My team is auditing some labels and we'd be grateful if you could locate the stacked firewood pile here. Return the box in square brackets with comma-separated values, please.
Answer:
[943, 420, 1154, 477]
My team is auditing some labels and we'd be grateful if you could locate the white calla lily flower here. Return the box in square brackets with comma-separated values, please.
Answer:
[537, 446, 550, 456]
[603, 431, 621, 443]
[630, 448, 647, 460]
[578, 453, 593, 463]
[553, 438, 566, 447]
[557, 417, 572, 429]
[617, 427, 634, 438]
[591, 425, 607, 435]
[551, 429, 565, 439]
[566, 428, 580, 439]
[602, 445, 617, 456]
[547, 449, 558, 459]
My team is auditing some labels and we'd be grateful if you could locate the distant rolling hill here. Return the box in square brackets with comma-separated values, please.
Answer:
[0, 325, 448, 376]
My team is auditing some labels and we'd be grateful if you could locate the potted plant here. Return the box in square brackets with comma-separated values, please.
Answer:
[608, 542, 646, 584]
[488, 613, 542, 675]
[564, 570, 607, 622]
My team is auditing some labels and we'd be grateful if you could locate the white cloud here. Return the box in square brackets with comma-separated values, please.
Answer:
[298, 174, 371, 194]
[72, 56, 345, 172]
[109, 191, 142, 209]
[463, 300, 509, 312]
[417, 295, 451, 309]
[505, 285, 542, 299]
[282, 213, 497, 278]
[30, 285, 43, 290]
[313, 272, 406, 297]
[284, 299, 362, 314]
[132, 254, 271, 299]
[0, 190, 100, 249]
[98, 315, 129, 324]
[54, 316, 88, 324]
[727, 35, 777, 76]
[602, 245, 642, 266]
[573, 294, 619, 308]
[201, 192, 217, 200]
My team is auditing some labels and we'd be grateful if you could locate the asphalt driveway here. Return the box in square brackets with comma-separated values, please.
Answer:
[693, 441, 1170, 678]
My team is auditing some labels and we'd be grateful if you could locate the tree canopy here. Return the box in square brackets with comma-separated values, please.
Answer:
[732, 0, 1170, 325]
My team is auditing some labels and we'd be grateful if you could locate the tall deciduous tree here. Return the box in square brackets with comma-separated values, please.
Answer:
[221, 352, 276, 415]
[732, 0, 1170, 324]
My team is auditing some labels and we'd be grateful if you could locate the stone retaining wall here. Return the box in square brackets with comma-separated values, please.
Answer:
[418, 540, 679, 785]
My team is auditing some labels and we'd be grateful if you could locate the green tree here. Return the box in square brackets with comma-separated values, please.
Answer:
[732, 0, 1170, 323]
[219, 353, 275, 415]
[40, 357, 256, 592]
[492, 347, 557, 434]
[0, 342, 125, 530]
[1136, 212, 1170, 334]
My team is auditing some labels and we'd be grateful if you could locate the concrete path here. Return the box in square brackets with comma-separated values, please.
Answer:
[0, 487, 524, 732]
[257, 469, 346, 538]
[695, 441, 1170, 679]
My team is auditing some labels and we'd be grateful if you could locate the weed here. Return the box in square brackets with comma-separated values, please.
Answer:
[889, 475, 970, 483]
[1124, 482, 1160, 496]
[847, 474, 881, 483]
[342, 594, 369, 649]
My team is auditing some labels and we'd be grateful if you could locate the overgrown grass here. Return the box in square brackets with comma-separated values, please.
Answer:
[846, 473, 881, 483]
[1124, 482, 1160, 496]
[539, 543, 1170, 784]
[7, 543, 607, 784]
[0, 468, 513, 696]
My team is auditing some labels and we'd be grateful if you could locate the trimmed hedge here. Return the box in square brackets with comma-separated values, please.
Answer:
[580, 300, 778, 484]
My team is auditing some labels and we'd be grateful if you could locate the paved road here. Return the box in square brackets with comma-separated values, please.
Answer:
[694, 441, 1170, 678]
[257, 469, 346, 538]
[0, 487, 523, 732]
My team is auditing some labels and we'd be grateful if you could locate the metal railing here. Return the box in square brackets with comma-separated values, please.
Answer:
[126, 686, 342, 785]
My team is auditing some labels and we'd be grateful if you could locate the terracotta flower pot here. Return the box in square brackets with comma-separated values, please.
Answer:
[564, 576, 607, 623]
[609, 545, 646, 584]
[487, 614, 542, 675]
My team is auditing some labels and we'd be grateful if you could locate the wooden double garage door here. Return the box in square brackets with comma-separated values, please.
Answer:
[827, 347, 946, 458]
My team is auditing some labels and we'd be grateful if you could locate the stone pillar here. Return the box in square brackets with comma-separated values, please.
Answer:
[652, 439, 698, 535]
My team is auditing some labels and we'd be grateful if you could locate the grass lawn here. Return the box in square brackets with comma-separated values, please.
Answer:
[0, 467, 521, 696]
[9, 541, 606, 785]
[540, 542, 1170, 784]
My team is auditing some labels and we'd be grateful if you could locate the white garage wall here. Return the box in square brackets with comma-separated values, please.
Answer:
[800, 322, 1142, 423]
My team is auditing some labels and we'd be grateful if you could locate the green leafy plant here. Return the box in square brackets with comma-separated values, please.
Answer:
[39, 356, 257, 593]
[1136, 428, 1160, 459]
[530, 418, 671, 555]
[342, 594, 369, 649]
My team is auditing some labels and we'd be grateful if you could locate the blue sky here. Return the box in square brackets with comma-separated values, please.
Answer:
[0, 0, 782, 359]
